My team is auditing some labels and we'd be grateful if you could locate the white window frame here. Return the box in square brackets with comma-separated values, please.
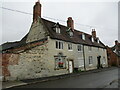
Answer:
[88, 46, 92, 51]
[91, 37, 94, 42]
[68, 43, 73, 51]
[103, 56, 106, 64]
[56, 41, 63, 49]
[89, 56, 93, 65]
[78, 58, 84, 67]
[56, 27, 60, 34]
[98, 48, 99, 51]
[97, 39, 100, 43]
[69, 31, 73, 37]
[77, 44, 83, 52]
[55, 57, 65, 69]
[82, 33, 85, 40]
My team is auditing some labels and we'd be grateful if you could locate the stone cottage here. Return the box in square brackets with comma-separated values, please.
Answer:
[0, 1, 108, 81]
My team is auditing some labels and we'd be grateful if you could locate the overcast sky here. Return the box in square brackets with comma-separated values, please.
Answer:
[0, 0, 119, 46]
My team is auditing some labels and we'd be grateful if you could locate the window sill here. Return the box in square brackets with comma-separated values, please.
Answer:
[79, 65, 84, 67]
[88, 51, 92, 52]
[89, 64, 93, 66]
[68, 50, 73, 51]
[56, 49, 63, 50]
[78, 51, 83, 53]
[54, 67, 67, 70]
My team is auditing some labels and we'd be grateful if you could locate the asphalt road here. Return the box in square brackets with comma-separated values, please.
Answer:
[15, 67, 119, 88]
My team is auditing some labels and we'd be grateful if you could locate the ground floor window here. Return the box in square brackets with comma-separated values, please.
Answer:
[102, 56, 106, 64]
[54, 53, 66, 69]
[78, 58, 84, 67]
[89, 56, 93, 65]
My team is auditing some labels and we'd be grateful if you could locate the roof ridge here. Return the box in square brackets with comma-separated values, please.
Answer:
[41, 18, 92, 36]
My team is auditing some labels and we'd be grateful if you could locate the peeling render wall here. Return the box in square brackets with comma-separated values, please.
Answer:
[6, 42, 49, 81]
[3, 40, 69, 81]
[1, 53, 19, 81]
[0, 53, 1, 89]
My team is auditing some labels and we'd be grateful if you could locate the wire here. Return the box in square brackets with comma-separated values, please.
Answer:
[0, 6, 93, 29]
[0, 6, 116, 31]
[1, 7, 33, 15]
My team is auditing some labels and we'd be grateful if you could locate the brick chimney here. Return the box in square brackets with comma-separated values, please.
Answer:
[91, 29, 96, 38]
[67, 17, 74, 31]
[115, 40, 118, 45]
[33, 0, 42, 23]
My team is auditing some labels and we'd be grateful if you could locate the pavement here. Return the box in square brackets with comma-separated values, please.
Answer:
[2, 66, 119, 89]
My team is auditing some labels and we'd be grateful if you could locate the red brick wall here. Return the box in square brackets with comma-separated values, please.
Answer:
[106, 47, 118, 66]
[1, 53, 19, 79]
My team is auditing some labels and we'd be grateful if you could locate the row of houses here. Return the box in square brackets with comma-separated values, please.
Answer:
[0, 1, 119, 81]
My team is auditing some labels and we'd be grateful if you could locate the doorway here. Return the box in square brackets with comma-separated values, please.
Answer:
[68, 60, 73, 73]
[97, 56, 101, 69]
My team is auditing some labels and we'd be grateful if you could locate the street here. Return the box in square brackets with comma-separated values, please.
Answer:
[12, 67, 119, 88]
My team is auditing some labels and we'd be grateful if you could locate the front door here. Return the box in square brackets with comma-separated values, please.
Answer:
[97, 56, 101, 69]
[69, 61, 73, 73]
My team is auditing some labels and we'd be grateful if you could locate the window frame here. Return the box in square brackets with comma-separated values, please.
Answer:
[88, 56, 93, 65]
[88, 46, 92, 51]
[78, 58, 84, 67]
[77, 44, 83, 52]
[55, 27, 60, 34]
[91, 37, 94, 42]
[82, 33, 85, 40]
[54, 53, 66, 69]
[68, 43, 73, 51]
[56, 41, 63, 49]
[102, 56, 106, 64]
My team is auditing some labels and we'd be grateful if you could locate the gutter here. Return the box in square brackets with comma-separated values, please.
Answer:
[83, 45, 86, 71]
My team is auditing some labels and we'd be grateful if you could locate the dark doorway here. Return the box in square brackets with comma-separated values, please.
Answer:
[97, 56, 101, 69]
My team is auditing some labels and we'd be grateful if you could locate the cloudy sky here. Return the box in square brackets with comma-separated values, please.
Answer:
[0, 0, 119, 46]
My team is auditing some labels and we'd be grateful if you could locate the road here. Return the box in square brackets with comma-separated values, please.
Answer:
[14, 67, 119, 88]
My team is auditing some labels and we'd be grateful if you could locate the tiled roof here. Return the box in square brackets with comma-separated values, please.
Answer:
[0, 34, 28, 51]
[111, 43, 120, 56]
[1, 18, 105, 51]
[42, 18, 105, 48]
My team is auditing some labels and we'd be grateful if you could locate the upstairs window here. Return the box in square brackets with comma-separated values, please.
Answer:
[69, 31, 73, 37]
[82, 33, 85, 40]
[66, 28, 73, 37]
[91, 37, 94, 42]
[56, 41, 63, 49]
[77, 44, 83, 52]
[55, 27, 60, 34]
[68, 43, 72, 50]
[97, 39, 100, 43]
[88, 46, 92, 51]
[53, 22, 61, 34]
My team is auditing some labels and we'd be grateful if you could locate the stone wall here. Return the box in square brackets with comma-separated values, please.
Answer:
[7, 42, 49, 81]
[26, 18, 48, 43]
[1, 53, 19, 81]
[47, 38, 108, 71]
[84, 46, 108, 70]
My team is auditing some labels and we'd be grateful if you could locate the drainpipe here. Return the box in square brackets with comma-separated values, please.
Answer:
[83, 45, 86, 71]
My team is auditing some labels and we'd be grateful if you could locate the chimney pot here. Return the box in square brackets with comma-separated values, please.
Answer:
[115, 40, 118, 45]
[92, 29, 96, 38]
[67, 17, 74, 31]
[33, 0, 42, 23]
